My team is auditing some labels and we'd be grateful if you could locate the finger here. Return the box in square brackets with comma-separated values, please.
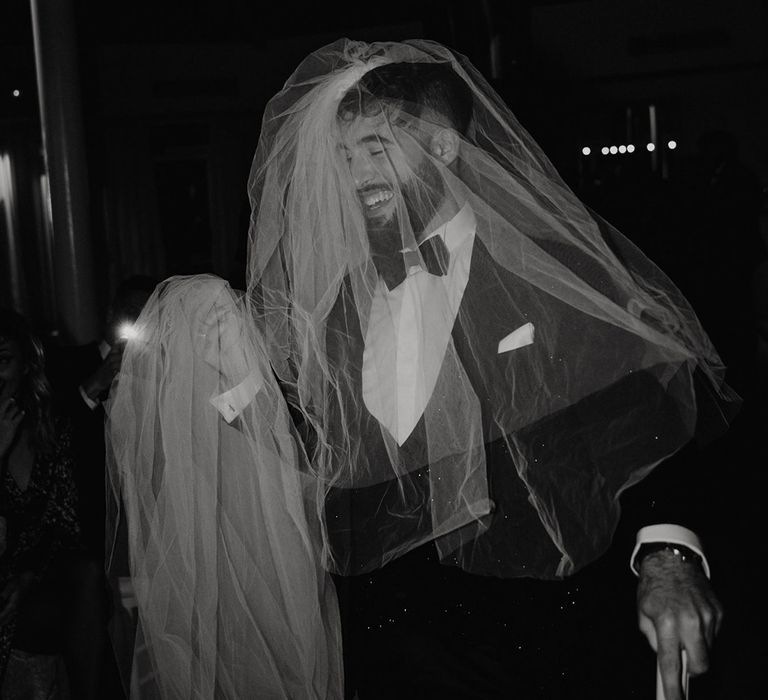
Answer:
[705, 593, 725, 645]
[638, 613, 659, 651]
[683, 637, 709, 678]
[680, 614, 711, 676]
[657, 628, 683, 700]
[683, 593, 721, 652]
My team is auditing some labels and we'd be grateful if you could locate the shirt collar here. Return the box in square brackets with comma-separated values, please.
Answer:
[417, 201, 475, 254]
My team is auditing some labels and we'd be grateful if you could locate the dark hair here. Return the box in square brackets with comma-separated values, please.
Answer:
[337, 61, 473, 135]
[105, 275, 159, 335]
[0, 308, 57, 456]
[112, 275, 158, 313]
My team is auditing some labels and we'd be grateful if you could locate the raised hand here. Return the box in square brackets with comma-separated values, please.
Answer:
[637, 549, 723, 700]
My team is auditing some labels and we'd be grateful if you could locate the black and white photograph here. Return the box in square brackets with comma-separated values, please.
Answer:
[1, 2, 766, 698]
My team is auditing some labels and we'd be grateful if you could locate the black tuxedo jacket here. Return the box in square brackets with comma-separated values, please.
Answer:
[320, 236, 726, 699]
[323, 235, 705, 578]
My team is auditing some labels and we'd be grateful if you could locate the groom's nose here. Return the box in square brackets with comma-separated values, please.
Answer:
[350, 152, 377, 189]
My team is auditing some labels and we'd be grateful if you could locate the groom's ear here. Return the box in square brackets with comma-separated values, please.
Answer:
[429, 128, 461, 166]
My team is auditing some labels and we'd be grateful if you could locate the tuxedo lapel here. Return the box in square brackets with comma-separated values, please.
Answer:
[449, 238, 542, 423]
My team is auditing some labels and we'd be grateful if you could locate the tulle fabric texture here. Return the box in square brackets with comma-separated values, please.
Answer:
[105, 276, 343, 699]
[246, 38, 738, 579]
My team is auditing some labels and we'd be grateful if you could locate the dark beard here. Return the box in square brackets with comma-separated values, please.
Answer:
[366, 157, 446, 262]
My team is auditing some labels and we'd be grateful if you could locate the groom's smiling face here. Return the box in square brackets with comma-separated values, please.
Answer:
[338, 112, 445, 241]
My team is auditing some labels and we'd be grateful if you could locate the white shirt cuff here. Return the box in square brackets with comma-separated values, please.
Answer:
[209, 369, 264, 424]
[78, 384, 101, 410]
[630, 523, 710, 578]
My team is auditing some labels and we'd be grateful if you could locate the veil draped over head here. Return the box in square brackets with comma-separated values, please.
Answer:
[246, 39, 738, 579]
[106, 276, 343, 699]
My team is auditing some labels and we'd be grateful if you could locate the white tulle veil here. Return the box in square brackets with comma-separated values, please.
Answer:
[245, 38, 738, 579]
[106, 276, 343, 699]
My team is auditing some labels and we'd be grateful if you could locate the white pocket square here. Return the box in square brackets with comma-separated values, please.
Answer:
[497, 322, 535, 354]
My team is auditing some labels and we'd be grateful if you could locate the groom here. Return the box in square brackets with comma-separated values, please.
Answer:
[224, 48, 729, 699]
[320, 60, 721, 700]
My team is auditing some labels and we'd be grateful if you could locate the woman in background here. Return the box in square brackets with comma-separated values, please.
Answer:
[0, 308, 108, 699]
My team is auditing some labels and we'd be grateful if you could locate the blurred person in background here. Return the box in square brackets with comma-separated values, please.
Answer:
[47, 275, 156, 563]
[0, 308, 108, 698]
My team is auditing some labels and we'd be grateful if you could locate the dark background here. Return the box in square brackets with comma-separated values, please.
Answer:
[1, 1, 766, 697]
[2, 0, 766, 322]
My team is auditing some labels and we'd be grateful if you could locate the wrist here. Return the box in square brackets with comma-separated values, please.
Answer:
[636, 542, 704, 572]
[630, 523, 710, 579]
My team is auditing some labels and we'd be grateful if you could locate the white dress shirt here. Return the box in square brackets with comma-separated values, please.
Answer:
[362, 202, 476, 446]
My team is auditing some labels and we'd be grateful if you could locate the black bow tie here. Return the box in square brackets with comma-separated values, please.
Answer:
[375, 235, 450, 290]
